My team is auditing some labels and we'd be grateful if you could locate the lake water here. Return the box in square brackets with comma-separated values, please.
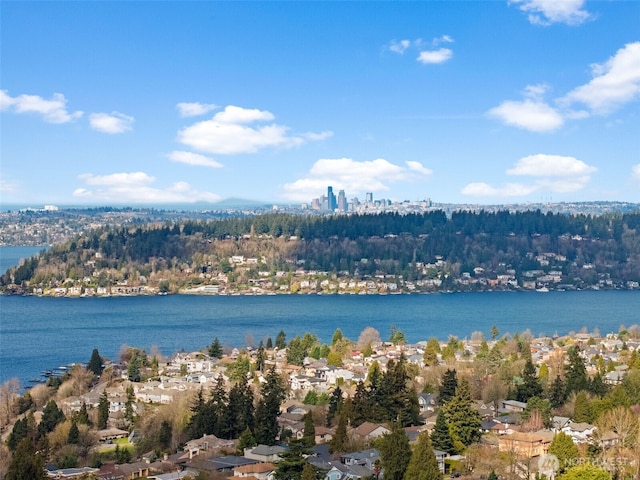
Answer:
[0, 245, 47, 274]
[1, 288, 639, 388]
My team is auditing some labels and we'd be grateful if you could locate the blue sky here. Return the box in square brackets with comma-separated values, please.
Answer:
[1, 1, 639, 207]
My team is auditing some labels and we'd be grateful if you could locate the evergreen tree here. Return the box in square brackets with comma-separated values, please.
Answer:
[378, 422, 412, 480]
[255, 367, 286, 445]
[404, 430, 442, 480]
[549, 375, 567, 409]
[208, 337, 223, 359]
[127, 353, 141, 382]
[326, 385, 343, 427]
[76, 402, 90, 426]
[6, 438, 47, 480]
[68, 420, 80, 444]
[516, 358, 543, 402]
[349, 381, 369, 427]
[302, 411, 316, 447]
[266, 337, 273, 349]
[438, 369, 458, 405]
[158, 420, 172, 450]
[124, 384, 135, 425]
[87, 348, 103, 376]
[273, 439, 313, 480]
[443, 379, 482, 452]
[38, 399, 65, 436]
[573, 391, 594, 423]
[223, 376, 254, 439]
[237, 427, 256, 454]
[275, 330, 287, 349]
[301, 462, 321, 480]
[7, 417, 29, 451]
[256, 340, 266, 371]
[209, 375, 228, 437]
[423, 339, 440, 367]
[548, 432, 579, 474]
[332, 328, 344, 345]
[491, 325, 500, 341]
[588, 373, 609, 398]
[329, 408, 348, 454]
[97, 391, 109, 430]
[430, 409, 455, 455]
[565, 346, 589, 395]
[488, 471, 498, 480]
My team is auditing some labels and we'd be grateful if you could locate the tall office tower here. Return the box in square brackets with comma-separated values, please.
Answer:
[327, 186, 337, 211]
[337, 189, 347, 212]
[366, 192, 373, 204]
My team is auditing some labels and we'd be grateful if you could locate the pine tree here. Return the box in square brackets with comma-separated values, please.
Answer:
[237, 427, 256, 454]
[302, 412, 316, 447]
[275, 330, 287, 349]
[443, 379, 482, 451]
[430, 409, 455, 455]
[349, 381, 369, 427]
[87, 348, 103, 376]
[488, 471, 498, 480]
[438, 369, 458, 405]
[548, 432, 579, 474]
[326, 385, 343, 427]
[38, 399, 65, 436]
[516, 358, 543, 402]
[273, 439, 312, 480]
[256, 340, 266, 371]
[255, 367, 285, 445]
[549, 375, 567, 409]
[404, 430, 442, 480]
[565, 346, 589, 395]
[378, 422, 412, 480]
[158, 420, 172, 450]
[208, 337, 223, 359]
[573, 391, 594, 423]
[68, 421, 80, 444]
[6, 438, 47, 480]
[76, 402, 90, 426]
[329, 408, 348, 454]
[97, 391, 109, 430]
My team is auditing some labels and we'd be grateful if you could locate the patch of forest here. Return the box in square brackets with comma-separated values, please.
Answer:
[3, 210, 640, 290]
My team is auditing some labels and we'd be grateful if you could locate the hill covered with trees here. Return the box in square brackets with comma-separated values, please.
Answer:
[2, 210, 640, 295]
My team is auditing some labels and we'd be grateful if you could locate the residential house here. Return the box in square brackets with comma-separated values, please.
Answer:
[233, 462, 276, 479]
[244, 445, 287, 463]
[561, 422, 596, 443]
[349, 422, 390, 442]
[498, 431, 553, 458]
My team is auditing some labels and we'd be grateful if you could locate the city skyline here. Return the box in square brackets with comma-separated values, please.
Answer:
[1, 1, 639, 207]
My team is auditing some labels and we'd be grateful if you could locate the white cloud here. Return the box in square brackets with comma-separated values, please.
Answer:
[510, 0, 591, 26]
[417, 48, 453, 65]
[178, 105, 331, 155]
[282, 157, 432, 202]
[406, 160, 434, 176]
[632, 164, 640, 182]
[433, 35, 454, 45]
[488, 99, 564, 132]
[0, 178, 19, 195]
[166, 150, 223, 168]
[506, 154, 597, 177]
[0, 90, 83, 123]
[74, 172, 221, 203]
[176, 102, 218, 117]
[461, 182, 539, 197]
[89, 112, 134, 134]
[462, 153, 596, 197]
[561, 42, 640, 115]
[388, 39, 411, 54]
